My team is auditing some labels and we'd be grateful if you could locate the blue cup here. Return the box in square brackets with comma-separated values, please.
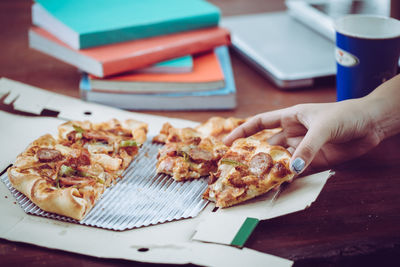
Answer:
[335, 15, 400, 101]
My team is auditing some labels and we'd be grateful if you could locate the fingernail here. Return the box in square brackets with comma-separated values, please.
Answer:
[291, 158, 305, 173]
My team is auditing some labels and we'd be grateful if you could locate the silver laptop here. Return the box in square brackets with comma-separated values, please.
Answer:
[221, 0, 391, 89]
[222, 11, 336, 89]
[286, 0, 390, 42]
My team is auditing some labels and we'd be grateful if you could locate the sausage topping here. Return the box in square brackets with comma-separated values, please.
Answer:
[37, 148, 62, 163]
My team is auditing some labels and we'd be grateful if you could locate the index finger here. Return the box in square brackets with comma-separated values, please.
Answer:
[224, 110, 283, 145]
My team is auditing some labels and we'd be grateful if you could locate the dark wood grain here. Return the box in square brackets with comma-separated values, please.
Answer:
[1, 0, 400, 266]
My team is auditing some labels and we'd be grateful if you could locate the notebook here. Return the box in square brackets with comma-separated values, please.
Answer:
[80, 46, 236, 111]
[29, 27, 230, 77]
[88, 50, 225, 94]
[32, 0, 220, 49]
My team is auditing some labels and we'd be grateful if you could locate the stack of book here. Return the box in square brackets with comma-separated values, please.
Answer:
[29, 0, 236, 110]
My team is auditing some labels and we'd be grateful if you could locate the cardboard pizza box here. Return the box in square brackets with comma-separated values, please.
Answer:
[0, 77, 333, 266]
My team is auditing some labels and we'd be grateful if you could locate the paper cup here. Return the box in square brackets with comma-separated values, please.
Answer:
[335, 15, 400, 101]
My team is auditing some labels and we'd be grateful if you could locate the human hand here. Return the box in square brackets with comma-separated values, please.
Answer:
[224, 99, 382, 174]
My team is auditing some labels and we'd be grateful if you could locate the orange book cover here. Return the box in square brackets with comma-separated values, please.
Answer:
[29, 27, 230, 77]
[88, 50, 225, 93]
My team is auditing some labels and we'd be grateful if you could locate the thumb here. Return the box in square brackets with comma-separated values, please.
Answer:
[290, 128, 329, 174]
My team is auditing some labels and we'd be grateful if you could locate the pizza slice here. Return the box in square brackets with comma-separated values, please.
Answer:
[7, 118, 147, 220]
[202, 133, 295, 208]
[194, 116, 246, 141]
[58, 119, 147, 177]
[153, 117, 245, 181]
[156, 136, 228, 181]
[153, 116, 245, 144]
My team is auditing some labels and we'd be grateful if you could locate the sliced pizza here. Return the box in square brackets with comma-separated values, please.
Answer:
[154, 117, 245, 181]
[58, 119, 147, 176]
[156, 136, 228, 181]
[7, 118, 148, 220]
[194, 116, 246, 141]
[153, 116, 245, 144]
[203, 133, 295, 208]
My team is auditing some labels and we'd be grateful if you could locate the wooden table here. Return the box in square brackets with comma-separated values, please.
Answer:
[1, 1, 400, 266]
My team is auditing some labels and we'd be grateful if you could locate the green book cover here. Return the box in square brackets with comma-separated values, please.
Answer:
[140, 56, 194, 73]
[34, 0, 221, 49]
[156, 56, 193, 68]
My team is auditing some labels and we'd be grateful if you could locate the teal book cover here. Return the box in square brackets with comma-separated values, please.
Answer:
[33, 0, 221, 49]
[136, 56, 193, 74]
[149, 56, 194, 73]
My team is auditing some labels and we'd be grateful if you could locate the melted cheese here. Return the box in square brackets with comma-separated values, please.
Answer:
[91, 154, 122, 171]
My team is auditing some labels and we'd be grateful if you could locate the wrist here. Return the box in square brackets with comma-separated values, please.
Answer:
[363, 81, 400, 141]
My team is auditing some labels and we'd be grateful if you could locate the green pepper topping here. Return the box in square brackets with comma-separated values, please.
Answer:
[220, 158, 247, 167]
[177, 145, 198, 163]
[55, 176, 60, 188]
[72, 125, 84, 140]
[59, 165, 76, 177]
[120, 140, 138, 147]
[178, 150, 191, 162]
[78, 170, 91, 177]
[73, 125, 85, 133]
[58, 165, 103, 185]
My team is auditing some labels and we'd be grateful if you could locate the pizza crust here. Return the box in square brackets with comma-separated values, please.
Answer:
[195, 116, 245, 141]
[7, 166, 94, 220]
[8, 119, 147, 221]
[153, 117, 245, 145]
